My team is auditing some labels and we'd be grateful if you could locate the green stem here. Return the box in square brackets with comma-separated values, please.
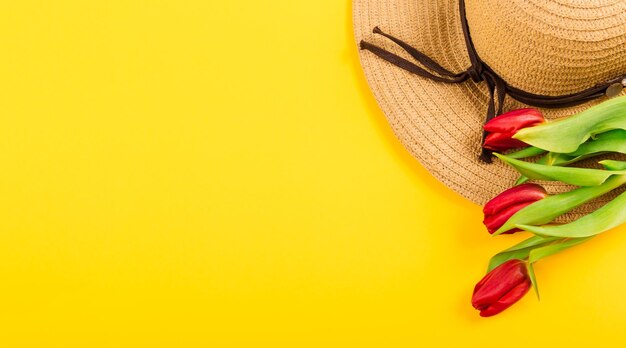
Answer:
[494, 175, 626, 235]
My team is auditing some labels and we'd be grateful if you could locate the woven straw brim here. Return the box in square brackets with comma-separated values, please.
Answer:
[353, 0, 626, 218]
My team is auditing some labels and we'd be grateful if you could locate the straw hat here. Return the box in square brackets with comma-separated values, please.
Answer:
[354, 0, 626, 217]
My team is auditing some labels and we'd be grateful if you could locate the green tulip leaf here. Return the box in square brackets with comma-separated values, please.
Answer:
[600, 160, 626, 171]
[543, 152, 568, 165]
[527, 262, 539, 300]
[512, 131, 626, 184]
[515, 176, 530, 185]
[494, 153, 626, 186]
[494, 175, 626, 235]
[507, 146, 546, 159]
[514, 96, 626, 153]
[568, 135, 626, 158]
[527, 237, 592, 263]
[514, 154, 556, 185]
[517, 190, 626, 238]
[487, 235, 559, 272]
[592, 129, 626, 141]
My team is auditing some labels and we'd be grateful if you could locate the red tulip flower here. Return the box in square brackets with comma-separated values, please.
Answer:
[472, 259, 532, 317]
[483, 183, 548, 234]
[483, 108, 545, 151]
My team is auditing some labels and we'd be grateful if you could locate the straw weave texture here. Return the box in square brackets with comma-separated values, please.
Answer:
[467, 0, 626, 95]
[353, 0, 626, 218]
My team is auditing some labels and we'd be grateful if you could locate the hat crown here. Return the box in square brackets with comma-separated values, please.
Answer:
[465, 0, 626, 96]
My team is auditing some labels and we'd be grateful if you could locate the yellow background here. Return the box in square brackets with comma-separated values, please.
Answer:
[1, 1, 625, 347]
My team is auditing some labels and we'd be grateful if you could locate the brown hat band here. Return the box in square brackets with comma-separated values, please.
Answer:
[360, 0, 626, 163]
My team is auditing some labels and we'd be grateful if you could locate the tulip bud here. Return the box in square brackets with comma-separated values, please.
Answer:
[483, 183, 548, 234]
[483, 108, 545, 151]
[472, 259, 531, 317]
